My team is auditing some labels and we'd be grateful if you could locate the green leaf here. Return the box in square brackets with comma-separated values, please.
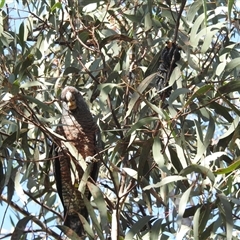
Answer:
[1, 31, 14, 46]
[125, 73, 157, 118]
[176, 225, 191, 240]
[122, 167, 138, 179]
[79, 0, 101, 6]
[209, 102, 232, 122]
[169, 146, 184, 172]
[193, 119, 206, 163]
[198, 203, 215, 235]
[200, 222, 214, 239]
[87, 182, 108, 231]
[177, 186, 193, 223]
[169, 88, 190, 107]
[22, 95, 55, 114]
[78, 161, 93, 194]
[180, 164, 215, 184]
[202, 0, 207, 27]
[218, 115, 239, 140]
[11, 79, 20, 95]
[64, 67, 80, 75]
[18, 21, 30, 50]
[152, 137, 164, 168]
[0, 0, 5, 8]
[218, 80, 240, 94]
[144, 12, 152, 31]
[204, 114, 215, 146]
[0, 159, 4, 195]
[186, 0, 202, 23]
[143, 176, 187, 190]
[214, 157, 240, 174]
[56, 225, 82, 240]
[125, 216, 154, 238]
[190, 12, 206, 48]
[22, 54, 35, 69]
[225, 57, 240, 71]
[201, 28, 219, 53]
[218, 193, 233, 239]
[227, 0, 234, 25]
[11, 216, 33, 239]
[124, 14, 143, 23]
[150, 219, 163, 239]
[193, 208, 201, 239]
[126, 117, 158, 137]
[138, 138, 153, 179]
[83, 195, 104, 240]
[50, 2, 62, 12]
[20, 80, 45, 88]
[145, 50, 162, 77]
[14, 170, 27, 203]
[185, 85, 213, 108]
[215, 61, 226, 77]
[2, 128, 28, 147]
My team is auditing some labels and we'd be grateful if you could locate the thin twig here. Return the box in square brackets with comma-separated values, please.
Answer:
[0, 195, 62, 239]
[76, 56, 100, 84]
[106, 95, 124, 139]
[173, 0, 186, 43]
[23, 190, 63, 220]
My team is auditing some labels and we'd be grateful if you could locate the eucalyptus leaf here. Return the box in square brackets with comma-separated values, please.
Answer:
[11, 216, 33, 240]
[0, 1, 239, 239]
[180, 165, 215, 184]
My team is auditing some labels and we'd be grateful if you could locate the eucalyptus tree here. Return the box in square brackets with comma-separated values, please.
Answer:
[0, 0, 240, 239]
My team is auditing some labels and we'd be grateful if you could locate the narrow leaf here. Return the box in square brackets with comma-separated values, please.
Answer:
[143, 176, 187, 190]
[218, 193, 233, 239]
[56, 225, 82, 240]
[202, 0, 207, 27]
[187, 0, 202, 23]
[177, 186, 193, 224]
[218, 115, 239, 140]
[11, 216, 33, 240]
[22, 95, 55, 114]
[125, 216, 154, 238]
[126, 117, 158, 137]
[0, 0, 5, 8]
[122, 167, 138, 179]
[193, 208, 201, 240]
[214, 157, 240, 174]
[126, 73, 157, 118]
[83, 195, 104, 240]
[184, 85, 213, 108]
[180, 164, 215, 184]
[227, 0, 234, 25]
[51, 2, 62, 12]
[152, 137, 164, 168]
[87, 182, 108, 231]
[218, 80, 240, 94]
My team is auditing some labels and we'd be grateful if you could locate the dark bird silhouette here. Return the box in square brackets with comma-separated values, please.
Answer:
[155, 41, 181, 95]
[54, 86, 99, 237]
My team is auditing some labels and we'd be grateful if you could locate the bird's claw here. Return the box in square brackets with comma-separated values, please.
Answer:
[85, 156, 98, 164]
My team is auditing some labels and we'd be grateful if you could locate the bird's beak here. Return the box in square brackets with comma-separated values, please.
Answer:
[67, 99, 77, 110]
[65, 91, 77, 110]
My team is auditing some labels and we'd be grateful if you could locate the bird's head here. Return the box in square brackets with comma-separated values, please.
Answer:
[61, 86, 80, 111]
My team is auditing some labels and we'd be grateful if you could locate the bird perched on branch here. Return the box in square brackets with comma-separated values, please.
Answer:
[53, 86, 99, 237]
[155, 41, 181, 95]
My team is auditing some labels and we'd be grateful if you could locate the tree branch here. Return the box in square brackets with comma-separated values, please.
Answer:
[173, 0, 187, 43]
[0, 195, 62, 239]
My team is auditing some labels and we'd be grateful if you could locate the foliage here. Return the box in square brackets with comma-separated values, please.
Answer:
[0, 0, 240, 239]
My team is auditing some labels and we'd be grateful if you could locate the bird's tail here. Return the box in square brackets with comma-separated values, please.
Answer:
[64, 207, 88, 237]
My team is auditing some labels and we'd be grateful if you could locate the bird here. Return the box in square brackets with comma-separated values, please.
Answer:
[53, 86, 99, 237]
[155, 41, 181, 95]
